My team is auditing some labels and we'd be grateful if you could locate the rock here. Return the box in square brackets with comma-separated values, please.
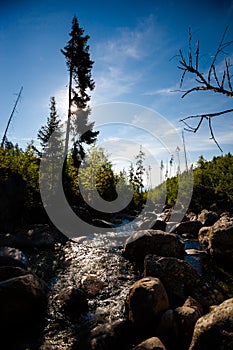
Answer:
[183, 296, 203, 315]
[81, 275, 107, 297]
[0, 225, 67, 249]
[170, 220, 202, 238]
[58, 286, 88, 320]
[155, 309, 178, 349]
[91, 319, 134, 350]
[198, 216, 233, 268]
[125, 277, 169, 332]
[198, 209, 219, 226]
[0, 246, 28, 269]
[151, 220, 167, 231]
[123, 230, 185, 263]
[0, 274, 48, 333]
[185, 212, 198, 221]
[0, 265, 27, 281]
[136, 214, 166, 232]
[144, 255, 217, 309]
[174, 297, 203, 349]
[189, 297, 233, 350]
[132, 336, 166, 350]
[198, 226, 211, 249]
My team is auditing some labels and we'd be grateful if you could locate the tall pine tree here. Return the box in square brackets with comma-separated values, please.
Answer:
[61, 16, 98, 162]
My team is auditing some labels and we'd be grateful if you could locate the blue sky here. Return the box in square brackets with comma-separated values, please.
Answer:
[1, 0, 233, 180]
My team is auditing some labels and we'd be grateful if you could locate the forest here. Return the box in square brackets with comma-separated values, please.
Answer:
[0, 132, 232, 232]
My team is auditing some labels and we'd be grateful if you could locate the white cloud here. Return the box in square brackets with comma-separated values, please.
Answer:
[91, 15, 163, 104]
[144, 86, 181, 96]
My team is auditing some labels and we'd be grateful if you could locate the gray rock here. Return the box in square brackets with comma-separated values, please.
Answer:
[125, 277, 169, 331]
[123, 230, 184, 263]
[144, 255, 217, 309]
[198, 215, 233, 267]
[189, 298, 233, 350]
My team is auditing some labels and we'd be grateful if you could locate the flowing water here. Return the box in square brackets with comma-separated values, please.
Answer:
[23, 223, 233, 349]
[27, 228, 142, 349]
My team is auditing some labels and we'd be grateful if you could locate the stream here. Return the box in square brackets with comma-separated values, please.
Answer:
[18, 223, 233, 349]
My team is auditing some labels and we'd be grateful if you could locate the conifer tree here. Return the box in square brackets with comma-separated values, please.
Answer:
[37, 96, 63, 155]
[61, 16, 98, 161]
[135, 145, 145, 193]
[37, 97, 63, 194]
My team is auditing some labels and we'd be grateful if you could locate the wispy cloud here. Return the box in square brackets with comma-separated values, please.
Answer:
[144, 86, 180, 96]
[92, 15, 164, 104]
[96, 15, 159, 64]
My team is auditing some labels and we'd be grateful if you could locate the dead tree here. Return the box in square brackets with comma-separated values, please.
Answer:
[177, 27, 233, 151]
[1, 87, 23, 148]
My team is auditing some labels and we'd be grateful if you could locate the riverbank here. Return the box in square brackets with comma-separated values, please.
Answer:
[0, 207, 233, 349]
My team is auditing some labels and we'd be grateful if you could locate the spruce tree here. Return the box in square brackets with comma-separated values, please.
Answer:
[135, 145, 145, 193]
[61, 16, 98, 161]
[37, 96, 63, 156]
[37, 97, 63, 194]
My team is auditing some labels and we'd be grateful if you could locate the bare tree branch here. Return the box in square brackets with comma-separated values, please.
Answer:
[208, 117, 223, 152]
[208, 26, 229, 84]
[195, 39, 199, 70]
[177, 27, 233, 150]
[180, 108, 233, 151]
[226, 58, 233, 91]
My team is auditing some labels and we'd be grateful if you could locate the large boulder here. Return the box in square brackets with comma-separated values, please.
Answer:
[0, 273, 48, 333]
[0, 246, 28, 269]
[91, 319, 134, 350]
[189, 298, 233, 350]
[123, 230, 185, 263]
[125, 277, 169, 332]
[198, 215, 233, 268]
[144, 255, 218, 309]
[170, 220, 203, 238]
[132, 337, 166, 350]
[174, 297, 203, 350]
